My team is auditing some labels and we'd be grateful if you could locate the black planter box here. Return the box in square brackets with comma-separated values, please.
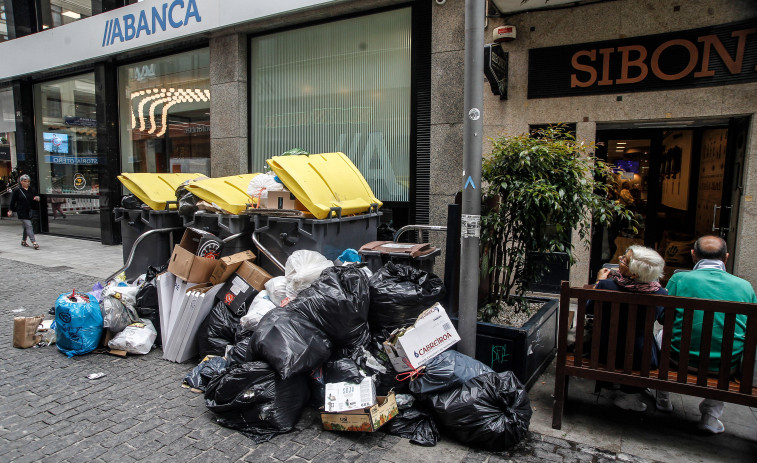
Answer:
[452, 297, 558, 390]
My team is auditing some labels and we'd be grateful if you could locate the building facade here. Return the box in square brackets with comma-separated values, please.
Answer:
[0, 0, 755, 289]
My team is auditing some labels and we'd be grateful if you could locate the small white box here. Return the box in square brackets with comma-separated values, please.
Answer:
[324, 377, 376, 413]
[383, 303, 460, 372]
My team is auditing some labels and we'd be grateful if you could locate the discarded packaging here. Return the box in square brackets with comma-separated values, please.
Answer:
[209, 251, 256, 285]
[325, 377, 376, 413]
[87, 372, 106, 380]
[13, 315, 44, 348]
[383, 303, 460, 372]
[167, 228, 222, 283]
[320, 391, 398, 432]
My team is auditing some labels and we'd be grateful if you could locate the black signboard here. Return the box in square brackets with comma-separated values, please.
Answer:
[484, 43, 508, 100]
[0, 145, 9, 161]
[64, 116, 97, 127]
[528, 18, 757, 99]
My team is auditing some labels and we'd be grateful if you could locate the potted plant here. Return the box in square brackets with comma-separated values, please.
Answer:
[470, 125, 634, 388]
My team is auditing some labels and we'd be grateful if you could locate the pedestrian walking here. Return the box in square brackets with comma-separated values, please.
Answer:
[7, 174, 41, 249]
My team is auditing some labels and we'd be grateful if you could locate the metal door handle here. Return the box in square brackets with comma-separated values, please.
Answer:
[712, 205, 721, 232]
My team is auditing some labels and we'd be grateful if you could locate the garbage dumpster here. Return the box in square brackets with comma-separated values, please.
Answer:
[115, 207, 184, 280]
[183, 211, 254, 257]
[358, 241, 440, 274]
[252, 207, 381, 275]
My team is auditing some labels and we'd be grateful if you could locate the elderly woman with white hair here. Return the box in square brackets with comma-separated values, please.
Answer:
[589, 245, 666, 412]
[7, 174, 41, 249]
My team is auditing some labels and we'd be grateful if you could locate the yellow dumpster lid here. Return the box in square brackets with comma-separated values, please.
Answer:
[266, 152, 382, 219]
[118, 172, 206, 210]
[186, 173, 261, 215]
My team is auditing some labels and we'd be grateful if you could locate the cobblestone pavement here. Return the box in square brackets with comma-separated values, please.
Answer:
[0, 257, 660, 463]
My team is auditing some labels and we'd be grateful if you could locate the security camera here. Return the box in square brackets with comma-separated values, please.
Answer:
[435, 0, 446, 4]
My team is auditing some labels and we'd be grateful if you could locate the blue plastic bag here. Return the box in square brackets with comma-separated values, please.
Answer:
[55, 290, 104, 358]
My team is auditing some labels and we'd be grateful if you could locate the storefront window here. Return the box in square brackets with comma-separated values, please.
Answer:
[34, 73, 98, 196]
[119, 48, 211, 176]
[0, 87, 15, 189]
[39, 0, 92, 30]
[250, 8, 412, 201]
[0, 1, 9, 43]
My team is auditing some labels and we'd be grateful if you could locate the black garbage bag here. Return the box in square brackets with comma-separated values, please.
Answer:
[204, 361, 309, 443]
[325, 357, 363, 384]
[226, 327, 254, 366]
[198, 301, 242, 357]
[289, 265, 371, 349]
[364, 331, 409, 396]
[425, 371, 532, 451]
[384, 405, 440, 447]
[307, 366, 326, 409]
[183, 356, 229, 391]
[175, 183, 199, 219]
[409, 351, 493, 396]
[368, 262, 445, 332]
[135, 265, 168, 346]
[121, 194, 144, 209]
[247, 307, 333, 380]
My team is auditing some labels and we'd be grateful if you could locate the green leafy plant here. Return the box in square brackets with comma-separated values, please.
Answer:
[479, 125, 635, 322]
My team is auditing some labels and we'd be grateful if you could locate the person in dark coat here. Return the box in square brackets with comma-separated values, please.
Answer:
[7, 174, 41, 249]
[589, 245, 666, 412]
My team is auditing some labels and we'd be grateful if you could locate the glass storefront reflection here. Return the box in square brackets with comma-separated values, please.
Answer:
[39, 0, 92, 30]
[119, 48, 211, 178]
[34, 73, 100, 239]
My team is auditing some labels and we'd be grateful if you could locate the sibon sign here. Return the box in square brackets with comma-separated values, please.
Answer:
[102, 0, 202, 47]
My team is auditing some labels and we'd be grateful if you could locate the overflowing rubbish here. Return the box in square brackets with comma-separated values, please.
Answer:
[28, 152, 537, 451]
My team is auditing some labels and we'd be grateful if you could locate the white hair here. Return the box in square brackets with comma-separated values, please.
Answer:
[626, 245, 665, 283]
[19, 174, 30, 181]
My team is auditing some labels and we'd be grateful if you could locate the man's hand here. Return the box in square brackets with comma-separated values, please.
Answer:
[33, 196, 40, 201]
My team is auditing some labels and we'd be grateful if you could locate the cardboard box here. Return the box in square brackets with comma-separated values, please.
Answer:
[167, 228, 222, 283]
[218, 274, 260, 316]
[320, 392, 398, 432]
[180, 228, 224, 258]
[383, 303, 460, 372]
[209, 251, 256, 285]
[234, 261, 272, 291]
[325, 377, 376, 413]
[265, 189, 306, 211]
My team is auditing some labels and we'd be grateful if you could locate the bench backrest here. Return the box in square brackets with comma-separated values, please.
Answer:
[558, 281, 757, 395]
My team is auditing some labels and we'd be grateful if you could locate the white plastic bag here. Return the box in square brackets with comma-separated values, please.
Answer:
[108, 319, 157, 355]
[101, 284, 140, 333]
[240, 290, 277, 331]
[284, 250, 334, 299]
[264, 276, 288, 307]
[246, 172, 284, 202]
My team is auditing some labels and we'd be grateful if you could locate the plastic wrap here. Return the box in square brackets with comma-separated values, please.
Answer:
[55, 291, 103, 358]
[288, 265, 370, 349]
[425, 371, 532, 451]
[204, 361, 309, 443]
[368, 262, 445, 332]
[409, 351, 493, 395]
[247, 307, 332, 380]
[240, 290, 276, 331]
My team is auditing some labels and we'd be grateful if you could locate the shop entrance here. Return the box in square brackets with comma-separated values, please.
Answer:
[590, 117, 748, 284]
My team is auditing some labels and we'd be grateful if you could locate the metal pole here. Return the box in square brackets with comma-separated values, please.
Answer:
[458, 0, 484, 357]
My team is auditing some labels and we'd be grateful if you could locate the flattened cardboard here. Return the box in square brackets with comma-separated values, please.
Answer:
[265, 189, 306, 211]
[235, 261, 272, 291]
[320, 392, 398, 432]
[209, 250, 256, 285]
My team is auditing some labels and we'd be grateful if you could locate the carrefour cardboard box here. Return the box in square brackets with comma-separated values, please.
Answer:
[234, 261, 272, 291]
[167, 228, 222, 283]
[383, 303, 460, 372]
[320, 392, 398, 432]
[209, 251, 256, 285]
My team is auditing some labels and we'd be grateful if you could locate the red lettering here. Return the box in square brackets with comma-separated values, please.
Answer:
[571, 50, 597, 88]
[695, 28, 756, 77]
[616, 45, 648, 84]
[651, 39, 698, 81]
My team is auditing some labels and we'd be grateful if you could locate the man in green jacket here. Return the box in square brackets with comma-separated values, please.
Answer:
[650, 235, 756, 434]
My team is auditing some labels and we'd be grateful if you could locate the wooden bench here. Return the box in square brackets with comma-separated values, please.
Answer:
[552, 281, 757, 429]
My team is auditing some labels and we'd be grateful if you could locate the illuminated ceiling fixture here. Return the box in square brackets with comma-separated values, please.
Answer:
[62, 11, 81, 19]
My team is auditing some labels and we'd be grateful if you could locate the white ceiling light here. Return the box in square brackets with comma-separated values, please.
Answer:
[62, 11, 82, 19]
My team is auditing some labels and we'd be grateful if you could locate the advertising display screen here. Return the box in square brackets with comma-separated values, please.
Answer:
[43, 132, 69, 154]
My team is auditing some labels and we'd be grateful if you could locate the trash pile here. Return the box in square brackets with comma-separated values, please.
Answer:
[15, 151, 533, 451]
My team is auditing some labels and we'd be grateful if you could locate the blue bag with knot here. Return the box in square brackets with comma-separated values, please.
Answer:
[55, 290, 103, 358]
